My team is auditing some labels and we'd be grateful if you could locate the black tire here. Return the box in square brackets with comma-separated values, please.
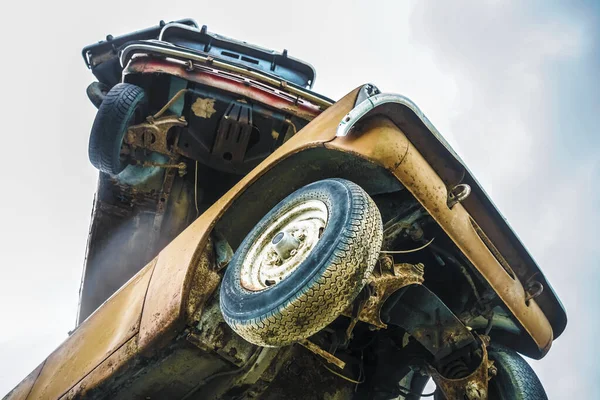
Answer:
[220, 179, 383, 347]
[487, 345, 548, 400]
[86, 81, 110, 109]
[88, 83, 147, 175]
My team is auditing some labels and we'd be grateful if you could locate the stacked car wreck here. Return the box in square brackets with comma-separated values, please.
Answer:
[6, 19, 565, 400]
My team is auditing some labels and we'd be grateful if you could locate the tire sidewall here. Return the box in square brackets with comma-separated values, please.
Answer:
[220, 179, 355, 322]
[89, 83, 147, 175]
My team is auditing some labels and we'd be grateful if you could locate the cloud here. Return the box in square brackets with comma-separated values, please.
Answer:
[410, 0, 600, 396]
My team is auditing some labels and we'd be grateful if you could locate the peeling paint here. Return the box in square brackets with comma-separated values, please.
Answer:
[192, 97, 217, 119]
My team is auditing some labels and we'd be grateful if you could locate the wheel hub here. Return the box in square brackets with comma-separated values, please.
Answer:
[240, 199, 328, 291]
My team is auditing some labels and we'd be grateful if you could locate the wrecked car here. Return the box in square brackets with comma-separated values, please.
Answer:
[5, 19, 566, 400]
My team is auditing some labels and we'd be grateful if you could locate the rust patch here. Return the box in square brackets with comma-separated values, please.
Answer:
[191, 97, 217, 119]
[186, 237, 222, 323]
[298, 340, 346, 370]
[124, 114, 187, 156]
[344, 259, 425, 329]
[429, 337, 495, 400]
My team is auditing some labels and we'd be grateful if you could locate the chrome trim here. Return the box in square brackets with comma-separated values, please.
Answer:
[120, 43, 332, 109]
[354, 83, 380, 106]
[336, 93, 461, 160]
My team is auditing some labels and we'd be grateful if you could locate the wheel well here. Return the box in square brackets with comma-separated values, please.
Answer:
[214, 147, 402, 250]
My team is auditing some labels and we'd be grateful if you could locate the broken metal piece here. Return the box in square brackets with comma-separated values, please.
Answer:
[299, 339, 346, 370]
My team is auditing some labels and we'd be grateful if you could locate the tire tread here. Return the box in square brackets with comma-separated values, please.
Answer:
[222, 179, 383, 346]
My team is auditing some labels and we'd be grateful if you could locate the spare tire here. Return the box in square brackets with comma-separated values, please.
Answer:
[88, 83, 147, 175]
[220, 178, 383, 347]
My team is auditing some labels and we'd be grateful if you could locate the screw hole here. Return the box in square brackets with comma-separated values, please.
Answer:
[223, 152, 233, 161]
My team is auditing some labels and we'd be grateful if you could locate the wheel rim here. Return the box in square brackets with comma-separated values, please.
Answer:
[240, 199, 328, 291]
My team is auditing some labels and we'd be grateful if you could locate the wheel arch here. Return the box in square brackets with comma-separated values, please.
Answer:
[214, 146, 402, 250]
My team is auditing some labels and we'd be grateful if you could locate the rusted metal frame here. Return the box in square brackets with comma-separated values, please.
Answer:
[184, 237, 222, 324]
[429, 337, 496, 400]
[124, 114, 187, 156]
[298, 339, 346, 370]
[123, 57, 322, 121]
[344, 259, 426, 329]
[120, 43, 333, 109]
[186, 301, 255, 368]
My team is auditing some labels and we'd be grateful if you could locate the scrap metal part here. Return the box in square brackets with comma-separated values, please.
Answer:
[298, 339, 346, 370]
[125, 114, 187, 156]
[429, 338, 496, 400]
[344, 258, 425, 329]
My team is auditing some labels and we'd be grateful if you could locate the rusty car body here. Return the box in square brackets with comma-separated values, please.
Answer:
[5, 20, 566, 400]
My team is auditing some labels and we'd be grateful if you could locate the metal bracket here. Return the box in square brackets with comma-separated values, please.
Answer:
[125, 114, 187, 156]
[525, 281, 543, 306]
[213, 101, 253, 163]
[343, 259, 425, 329]
[447, 183, 471, 209]
[429, 337, 496, 400]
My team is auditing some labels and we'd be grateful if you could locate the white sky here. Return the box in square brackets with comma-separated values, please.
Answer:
[1, 0, 598, 397]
